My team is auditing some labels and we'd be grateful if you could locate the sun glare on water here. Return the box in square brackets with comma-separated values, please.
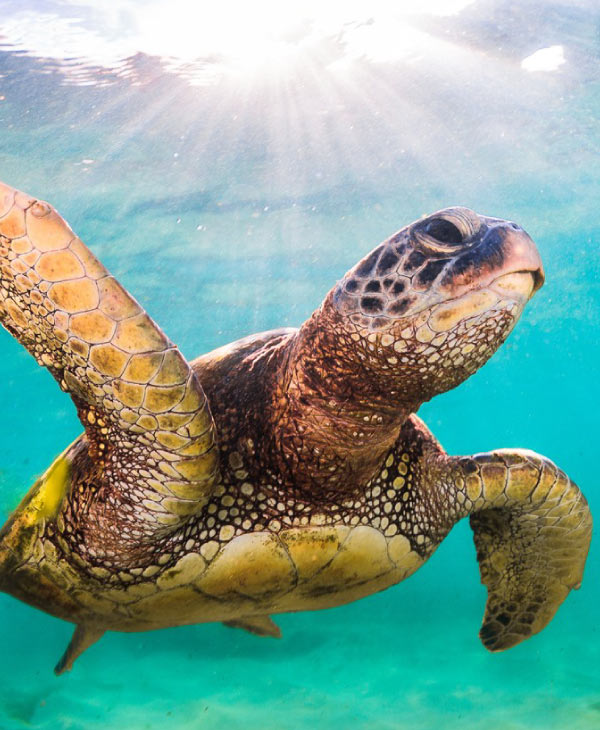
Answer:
[0, 0, 571, 218]
[0, 0, 477, 84]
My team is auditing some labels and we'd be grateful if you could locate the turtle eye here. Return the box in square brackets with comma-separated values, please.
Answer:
[424, 218, 463, 245]
[413, 208, 480, 254]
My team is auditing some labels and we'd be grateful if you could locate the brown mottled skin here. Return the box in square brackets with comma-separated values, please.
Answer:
[0, 185, 592, 674]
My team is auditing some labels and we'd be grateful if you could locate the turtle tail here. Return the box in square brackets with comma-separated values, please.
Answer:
[454, 449, 592, 651]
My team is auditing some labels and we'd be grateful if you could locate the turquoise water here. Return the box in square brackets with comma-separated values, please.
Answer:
[0, 2, 599, 728]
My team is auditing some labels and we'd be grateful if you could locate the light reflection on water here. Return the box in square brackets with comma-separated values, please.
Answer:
[0, 2, 599, 729]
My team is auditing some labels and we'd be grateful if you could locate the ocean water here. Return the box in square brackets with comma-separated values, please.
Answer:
[0, 2, 599, 728]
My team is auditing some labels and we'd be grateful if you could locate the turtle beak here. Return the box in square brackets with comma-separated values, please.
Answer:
[506, 228, 544, 298]
[531, 265, 545, 294]
[486, 222, 545, 300]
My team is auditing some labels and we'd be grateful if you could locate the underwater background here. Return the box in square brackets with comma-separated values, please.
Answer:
[0, 1, 598, 728]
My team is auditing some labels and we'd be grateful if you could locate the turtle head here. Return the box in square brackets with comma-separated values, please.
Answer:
[330, 207, 544, 404]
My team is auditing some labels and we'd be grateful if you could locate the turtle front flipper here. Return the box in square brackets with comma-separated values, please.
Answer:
[454, 450, 592, 651]
[0, 181, 219, 535]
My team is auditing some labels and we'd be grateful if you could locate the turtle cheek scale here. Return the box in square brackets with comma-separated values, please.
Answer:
[330, 296, 523, 406]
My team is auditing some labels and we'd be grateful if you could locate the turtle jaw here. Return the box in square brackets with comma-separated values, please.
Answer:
[489, 270, 541, 301]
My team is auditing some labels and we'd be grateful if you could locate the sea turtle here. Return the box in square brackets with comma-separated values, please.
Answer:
[0, 181, 592, 675]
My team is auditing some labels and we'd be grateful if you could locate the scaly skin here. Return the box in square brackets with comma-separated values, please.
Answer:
[0, 184, 218, 542]
[0, 185, 592, 674]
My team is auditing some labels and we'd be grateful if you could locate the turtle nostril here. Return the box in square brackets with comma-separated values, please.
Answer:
[424, 218, 463, 245]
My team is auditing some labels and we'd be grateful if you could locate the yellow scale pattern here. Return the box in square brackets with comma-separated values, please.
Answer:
[0, 182, 219, 530]
[456, 449, 592, 651]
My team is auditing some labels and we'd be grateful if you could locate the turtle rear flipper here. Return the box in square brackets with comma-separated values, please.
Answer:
[0, 181, 219, 535]
[54, 625, 105, 675]
[460, 450, 592, 651]
[223, 615, 282, 638]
